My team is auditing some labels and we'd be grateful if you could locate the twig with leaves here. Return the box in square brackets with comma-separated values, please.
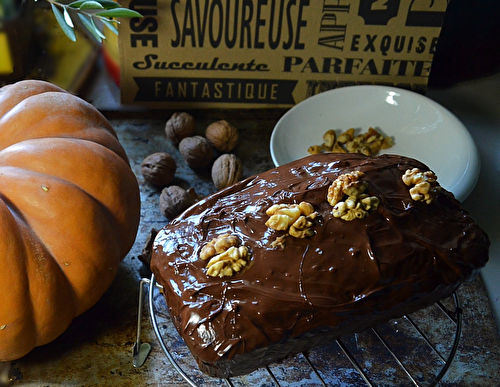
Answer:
[47, 0, 141, 42]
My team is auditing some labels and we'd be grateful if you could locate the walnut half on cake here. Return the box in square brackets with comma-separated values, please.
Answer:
[151, 153, 489, 378]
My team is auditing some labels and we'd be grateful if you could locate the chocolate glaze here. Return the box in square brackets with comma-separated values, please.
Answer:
[151, 153, 489, 378]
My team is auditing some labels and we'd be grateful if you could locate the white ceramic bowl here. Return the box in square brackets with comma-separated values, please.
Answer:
[270, 85, 479, 202]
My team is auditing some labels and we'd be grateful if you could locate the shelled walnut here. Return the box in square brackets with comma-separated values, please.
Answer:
[165, 112, 196, 145]
[140, 152, 177, 186]
[137, 228, 158, 266]
[266, 201, 318, 248]
[199, 234, 250, 278]
[212, 154, 243, 190]
[327, 171, 380, 221]
[308, 127, 394, 156]
[206, 120, 239, 152]
[179, 136, 214, 168]
[402, 168, 440, 204]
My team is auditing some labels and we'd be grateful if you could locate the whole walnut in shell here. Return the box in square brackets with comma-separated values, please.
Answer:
[206, 120, 238, 152]
[159, 186, 194, 219]
[165, 112, 196, 145]
[179, 136, 213, 168]
[212, 154, 243, 190]
[141, 152, 177, 186]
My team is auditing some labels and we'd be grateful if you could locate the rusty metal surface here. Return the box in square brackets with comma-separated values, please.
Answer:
[6, 117, 500, 386]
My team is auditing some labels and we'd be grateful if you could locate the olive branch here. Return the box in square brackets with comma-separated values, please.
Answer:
[47, 0, 141, 42]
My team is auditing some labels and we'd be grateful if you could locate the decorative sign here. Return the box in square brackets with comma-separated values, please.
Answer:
[119, 0, 449, 108]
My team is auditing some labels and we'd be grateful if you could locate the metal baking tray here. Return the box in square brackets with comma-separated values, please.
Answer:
[133, 275, 462, 387]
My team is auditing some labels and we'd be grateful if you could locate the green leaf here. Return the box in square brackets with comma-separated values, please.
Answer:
[96, 8, 142, 18]
[77, 13, 102, 43]
[96, 0, 123, 8]
[102, 18, 119, 34]
[68, 0, 86, 7]
[51, 3, 77, 41]
[63, 7, 75, 27]
[91, 17, 107, 39]
[78, 1, 105, 10]
[68, 0, 120, 9]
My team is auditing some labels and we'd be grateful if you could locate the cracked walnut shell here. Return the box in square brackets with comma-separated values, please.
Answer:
[206, 120, 239, 152]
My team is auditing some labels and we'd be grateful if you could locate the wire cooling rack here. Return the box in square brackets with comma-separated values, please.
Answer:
[133, 275, 462, 387]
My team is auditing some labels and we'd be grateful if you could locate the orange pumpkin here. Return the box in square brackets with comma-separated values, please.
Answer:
[0, 80, 141, 361]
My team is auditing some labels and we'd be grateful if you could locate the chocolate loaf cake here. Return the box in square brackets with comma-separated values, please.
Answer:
[151, 153, 489, 378]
